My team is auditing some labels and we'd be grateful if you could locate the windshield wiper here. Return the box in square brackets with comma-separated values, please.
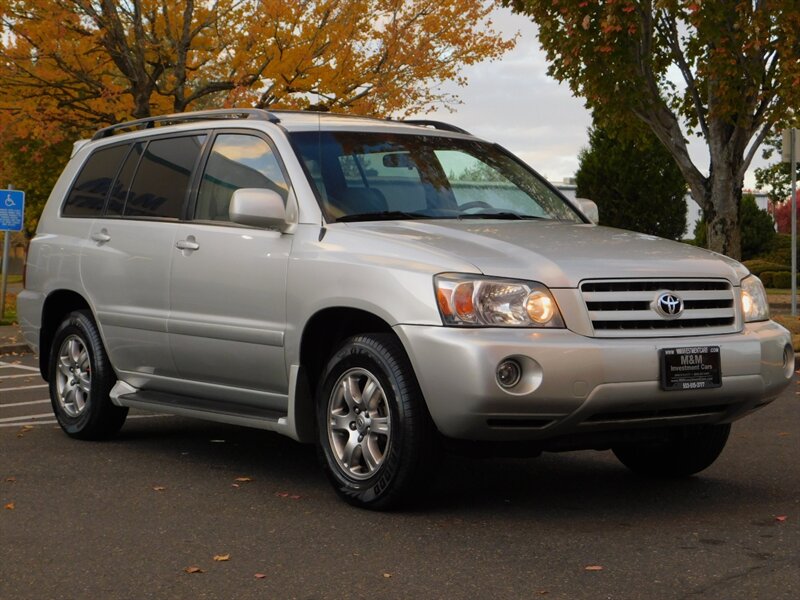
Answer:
[457, 212, 545, 220]
[337, 211, 431, 222]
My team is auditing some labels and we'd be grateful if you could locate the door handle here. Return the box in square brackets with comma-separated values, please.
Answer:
[176, 239, 200, 251]
[91, 231, 111, 243]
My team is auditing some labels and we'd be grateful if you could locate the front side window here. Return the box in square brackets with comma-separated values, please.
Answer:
[195, 134, 289, 222]
[290, 131, 583, 223]
[124, 135, 206, 219]
[63, 144, 129, 217]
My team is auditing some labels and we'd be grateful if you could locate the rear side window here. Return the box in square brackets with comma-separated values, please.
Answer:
[62, 145, 129, 217]
[124, 135, 205, 219]
[106, 142, 144, 217]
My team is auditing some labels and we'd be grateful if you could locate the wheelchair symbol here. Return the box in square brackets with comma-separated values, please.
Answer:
[4, 194, 14, 207]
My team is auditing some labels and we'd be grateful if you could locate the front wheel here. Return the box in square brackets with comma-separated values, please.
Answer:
[48, 310, 128, 440]
[316, 333, 438, 509]
[612, 424, 731, 477]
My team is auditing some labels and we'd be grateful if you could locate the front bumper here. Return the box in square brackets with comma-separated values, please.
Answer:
[395, 321, 793, 441]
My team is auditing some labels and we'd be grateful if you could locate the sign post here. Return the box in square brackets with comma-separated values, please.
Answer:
[0, 185, 25, 321]
[783, 130, 798, 317]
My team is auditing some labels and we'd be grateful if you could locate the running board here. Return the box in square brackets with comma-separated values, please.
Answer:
[110, 381, 292, 435]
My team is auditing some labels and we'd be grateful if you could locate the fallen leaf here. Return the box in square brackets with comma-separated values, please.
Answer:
[777, 432, 790, 437]
[213, 554, 231, 562]
[276, 492, 289, 498]
[184, 566, 204, 574]
[4, 477, 16, 483]
[234, 477, 253, 483]
[4, 502, 14, 510]
[289, 495, 301, 500]
[584, 565, 604, 571]
[776, 515, 788, 522]
[383, 573, 392, 578]
[254, 573, 267, 579]
[152, 486, 166, 492]
[231, 483, 240, 488]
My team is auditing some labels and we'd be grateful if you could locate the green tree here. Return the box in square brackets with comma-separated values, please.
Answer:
[694, 193, 775, 260]
[501, 0, 800, 259]
[576, 125, 687, 240]
[755, 132, 800, 205]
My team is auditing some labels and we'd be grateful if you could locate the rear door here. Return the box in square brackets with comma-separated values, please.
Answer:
[81, 134, 207, 384]
[167, 131, 294, 409]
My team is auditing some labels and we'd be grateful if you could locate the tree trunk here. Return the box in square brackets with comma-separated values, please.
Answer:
[703, 167, 743, 260]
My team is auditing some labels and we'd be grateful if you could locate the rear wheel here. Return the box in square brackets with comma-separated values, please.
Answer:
[612, 424, 731, 477]
[48, 310, 127, 440]
[316, 333, 438, 509]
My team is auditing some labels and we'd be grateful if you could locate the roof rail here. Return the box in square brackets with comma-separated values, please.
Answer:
[91, 108, 281, 141]
[402, 119, 471, 135]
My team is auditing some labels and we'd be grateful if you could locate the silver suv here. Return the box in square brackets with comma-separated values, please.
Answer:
[18, 109, 794, 509]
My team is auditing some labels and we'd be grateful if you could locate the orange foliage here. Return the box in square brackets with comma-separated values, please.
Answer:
[0, 0, 515, 142]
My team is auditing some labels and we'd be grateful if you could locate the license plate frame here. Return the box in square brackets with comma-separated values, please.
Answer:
[660, 346, 721, 391]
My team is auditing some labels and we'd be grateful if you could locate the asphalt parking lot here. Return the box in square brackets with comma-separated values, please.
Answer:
[1, 351, 798, 600]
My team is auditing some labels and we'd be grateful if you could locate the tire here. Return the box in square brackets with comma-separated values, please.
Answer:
[48, 310, 128, 440]
[316, 333, 438, 510]
[612, 424, 731, 477]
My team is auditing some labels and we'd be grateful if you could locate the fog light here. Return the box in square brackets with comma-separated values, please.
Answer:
[496, 359, 522, 388]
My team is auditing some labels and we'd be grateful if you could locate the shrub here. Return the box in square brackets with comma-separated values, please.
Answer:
[742, 260, 790, 276]
[759, 271, 775, 287]
[773, 272, 792, 289]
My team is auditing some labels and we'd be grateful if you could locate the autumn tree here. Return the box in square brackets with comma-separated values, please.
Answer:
[576, 124, 687, 240]
[0, 0, 515, 141]
[502, 0, 800, 259]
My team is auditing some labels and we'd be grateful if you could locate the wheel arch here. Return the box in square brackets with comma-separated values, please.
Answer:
[39, 290, 93, 381]
[292, 307, 399, 443]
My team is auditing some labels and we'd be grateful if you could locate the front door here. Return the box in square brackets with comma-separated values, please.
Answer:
[167, 132, 294, 411]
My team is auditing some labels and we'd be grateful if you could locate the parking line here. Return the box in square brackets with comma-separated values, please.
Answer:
[0, 373, 40, 379]
[0, 384, 48, 392]
[0, 412, 53, 423]
[1, 399, 51, 408]
[0, 361, 39, 371]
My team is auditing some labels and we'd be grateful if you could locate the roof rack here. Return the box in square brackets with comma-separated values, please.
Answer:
[91, 108, 281, 141]
[402, 119, 471, 135]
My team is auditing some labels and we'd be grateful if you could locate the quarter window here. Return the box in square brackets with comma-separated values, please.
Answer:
[196, 134, 288, 222]
[63, 144, 129, 217]
[124, 135, 205, 219]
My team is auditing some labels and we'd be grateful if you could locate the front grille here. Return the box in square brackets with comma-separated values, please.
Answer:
[580, 279, 737, 337]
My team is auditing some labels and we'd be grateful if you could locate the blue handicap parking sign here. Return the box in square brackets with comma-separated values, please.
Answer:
[0, 189, 25, 231]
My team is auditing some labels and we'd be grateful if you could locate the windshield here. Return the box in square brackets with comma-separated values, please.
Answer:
[289, 131, 584, 223]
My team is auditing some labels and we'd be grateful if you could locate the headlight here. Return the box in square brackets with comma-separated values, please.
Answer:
[435, 274, 565, 327]
[741, 275, 769, 322]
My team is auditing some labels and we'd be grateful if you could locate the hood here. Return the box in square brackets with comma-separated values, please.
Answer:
[343, 220, 748, 288]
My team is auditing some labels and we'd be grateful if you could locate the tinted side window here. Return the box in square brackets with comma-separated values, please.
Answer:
[63, 145, 129, 217]
[124, 135, 205, 219]
[196, 134, 289, 222]
[106, 142, 143, 217]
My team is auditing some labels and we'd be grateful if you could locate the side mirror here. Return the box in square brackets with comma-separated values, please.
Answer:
[575, 197, 599, 224]
[229, 188, 288, 231]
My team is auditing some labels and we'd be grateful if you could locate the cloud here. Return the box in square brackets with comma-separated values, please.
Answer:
[410, 7, 768, 188]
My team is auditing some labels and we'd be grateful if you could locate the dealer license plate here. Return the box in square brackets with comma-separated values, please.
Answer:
[660, 346, 721, 391]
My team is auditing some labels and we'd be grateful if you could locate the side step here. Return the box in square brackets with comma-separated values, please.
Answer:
[110, 381, 291, 434]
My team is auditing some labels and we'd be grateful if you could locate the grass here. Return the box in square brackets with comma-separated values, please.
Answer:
[1, 292, 17, 326]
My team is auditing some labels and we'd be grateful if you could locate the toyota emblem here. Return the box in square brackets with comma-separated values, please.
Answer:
[655, 292, 684, 319]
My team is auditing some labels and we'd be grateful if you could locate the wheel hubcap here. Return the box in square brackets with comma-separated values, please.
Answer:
[55, 335, 91, 418]
[327, 368, 392, 480]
